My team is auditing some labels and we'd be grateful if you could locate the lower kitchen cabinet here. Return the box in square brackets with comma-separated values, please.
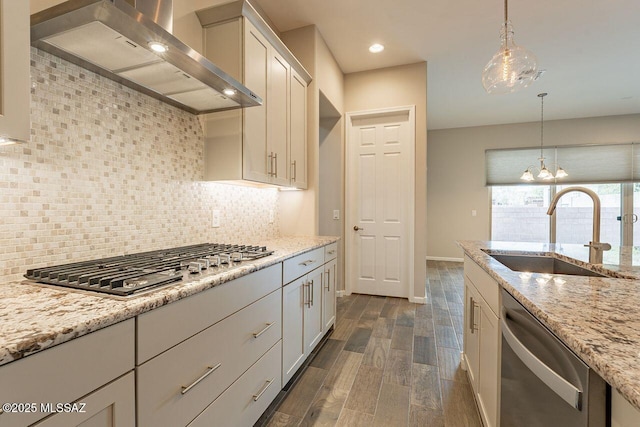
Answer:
[612, 388, 640, 427]
[281, 243, 338, 386]
[323, 258, 337, 331]
[187, 341, 282, 427]
[33, 372, 135, 427]
[304, 267, 325, 353]
[0, 319, 135, 427]
[463, 256, 500, 427]
[282, 265, 324, 385]
[136, 287, 282, 427]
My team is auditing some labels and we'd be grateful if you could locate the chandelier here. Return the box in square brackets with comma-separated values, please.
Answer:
[520, 93, 568, 181]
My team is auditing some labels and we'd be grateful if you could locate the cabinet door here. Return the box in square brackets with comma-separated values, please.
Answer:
[289, 69, 307, 189]
[33, 372, 135, 427]
[464, 278, 481, 389]
[323, 259, 337, 332]
[242, 20, 269, 183]
[267, 49, 290, 186]
[478, 304, 499, 427]
[282, 277, 305, 385]
[304, 268, 324, 353]
[0, 0, 30, 143]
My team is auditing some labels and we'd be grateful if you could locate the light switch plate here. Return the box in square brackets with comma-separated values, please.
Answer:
[333, 210, 340, 220]
[212, 209, 220, 228]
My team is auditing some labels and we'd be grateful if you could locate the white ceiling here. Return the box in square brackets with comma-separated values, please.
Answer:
[253, 0, 640, 130]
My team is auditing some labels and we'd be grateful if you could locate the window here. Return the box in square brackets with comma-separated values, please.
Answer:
[491, 186, 550, 242]
[491, 184, 636, 246]
[555, 184, 621, 246]
[487, 143, 640, 246]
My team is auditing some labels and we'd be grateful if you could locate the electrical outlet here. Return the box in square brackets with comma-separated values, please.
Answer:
[333, 210, 340, 220]
[269, 209, 274, 224]
[212, 209, 220, 228]
[472, 210, 477, 217]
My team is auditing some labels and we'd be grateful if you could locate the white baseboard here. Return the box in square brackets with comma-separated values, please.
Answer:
[426, 256, 464, 262]
[460, 352, 467, 371]
[336, 290, 346, 298]
[410, 296, 427, 305]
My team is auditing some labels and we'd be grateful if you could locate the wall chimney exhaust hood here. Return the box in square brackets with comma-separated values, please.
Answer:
[31, 0, 262, 114]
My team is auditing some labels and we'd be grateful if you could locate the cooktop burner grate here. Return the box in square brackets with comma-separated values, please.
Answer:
[25, 243, 273, 296]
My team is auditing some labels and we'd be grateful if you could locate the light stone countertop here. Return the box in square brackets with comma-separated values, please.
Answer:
[457, 240, 640, 412]
[0, 236, 338, 368]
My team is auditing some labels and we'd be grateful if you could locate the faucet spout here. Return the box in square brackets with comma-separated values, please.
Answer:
[546, 187, 611, 264]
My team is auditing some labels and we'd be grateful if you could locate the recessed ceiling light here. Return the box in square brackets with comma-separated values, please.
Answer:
[148, 42, 168, 53]
[369, 43, 384, 53]
[223, 89, 236, 97]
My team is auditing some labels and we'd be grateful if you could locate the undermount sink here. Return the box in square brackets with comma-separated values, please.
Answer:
[488, 253, 608, 278]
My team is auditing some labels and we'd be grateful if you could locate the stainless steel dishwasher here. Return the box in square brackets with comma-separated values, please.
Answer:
[500, 289, 608, 427]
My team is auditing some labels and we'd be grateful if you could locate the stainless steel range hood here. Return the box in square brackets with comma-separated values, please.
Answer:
[31, 0, 262, 114]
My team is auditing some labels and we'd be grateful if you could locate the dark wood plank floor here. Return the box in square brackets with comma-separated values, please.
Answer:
[263, 261, 481, 427]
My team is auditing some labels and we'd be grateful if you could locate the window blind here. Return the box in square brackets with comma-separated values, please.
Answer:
[486, 143, 639, 186]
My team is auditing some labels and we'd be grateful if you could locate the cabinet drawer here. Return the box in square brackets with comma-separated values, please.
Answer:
[33, 372, 135, 427]
[137, 263, 282, 363]
[464, 256, 500, 316]
[188, 341, 282, 427]
[137, 288, 282, 427]
[324, 242, 338, 261]
[283, 247, 324, 284]
[0, 319, 134, 427]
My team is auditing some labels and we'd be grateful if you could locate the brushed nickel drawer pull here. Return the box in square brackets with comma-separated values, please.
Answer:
[299, 259, 315, 266]
[253, 378, 275, 402]
[327, 250, 336, 255]
[305, 282, 312, 308]
[310, 279, 314, 307]
[292, 160, 297, 181]
[274, 153, 278, 178]
[253, 322, 275, 338]
[326, 269, 330, 291]
[181, 363, 222, 395]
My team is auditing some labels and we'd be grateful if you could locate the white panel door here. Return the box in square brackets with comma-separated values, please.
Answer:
[347, 108, 414, 298]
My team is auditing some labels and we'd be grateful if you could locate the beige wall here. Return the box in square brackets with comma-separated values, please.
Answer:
[278, 26, 345, 236]
[427, 113, 640, 259]
[344, 62, 428, 301]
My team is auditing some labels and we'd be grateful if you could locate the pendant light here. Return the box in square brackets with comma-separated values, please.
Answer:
[482, 0, 538, 94]
[520, 93, 568, 181]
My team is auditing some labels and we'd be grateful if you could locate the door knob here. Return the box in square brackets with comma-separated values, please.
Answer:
[353, 226, 364, 231]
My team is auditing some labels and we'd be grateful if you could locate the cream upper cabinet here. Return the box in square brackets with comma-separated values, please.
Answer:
[289, 69, 308, 189]
[267, 48, 290, 186]
[242, 21, 269, 183]
[198, 1, 310, 188]
[0, 0, 30, 144]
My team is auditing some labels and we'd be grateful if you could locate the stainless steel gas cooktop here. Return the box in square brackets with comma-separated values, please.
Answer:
[25, 243, 273, 296]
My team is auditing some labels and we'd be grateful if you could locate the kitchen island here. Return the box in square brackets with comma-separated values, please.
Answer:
[0, 236, 338, 426]
[458, 240, 640, 425]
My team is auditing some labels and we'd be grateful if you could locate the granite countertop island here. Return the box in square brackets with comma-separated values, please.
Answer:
[0, 236, 338, 368]
[458, 240, 640, 412]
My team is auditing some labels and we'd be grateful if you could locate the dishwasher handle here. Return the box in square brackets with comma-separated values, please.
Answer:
[501, 311, 583, 410]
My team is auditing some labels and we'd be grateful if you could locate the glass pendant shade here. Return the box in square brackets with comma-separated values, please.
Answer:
[520, 169, 534, 181]
[482, 22, 538, 94]
[555, 167, 568, 178]
[538, 165, 553, 180]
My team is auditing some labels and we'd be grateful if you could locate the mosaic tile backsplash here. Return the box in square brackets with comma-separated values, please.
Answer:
[0, 48, 280, 283]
